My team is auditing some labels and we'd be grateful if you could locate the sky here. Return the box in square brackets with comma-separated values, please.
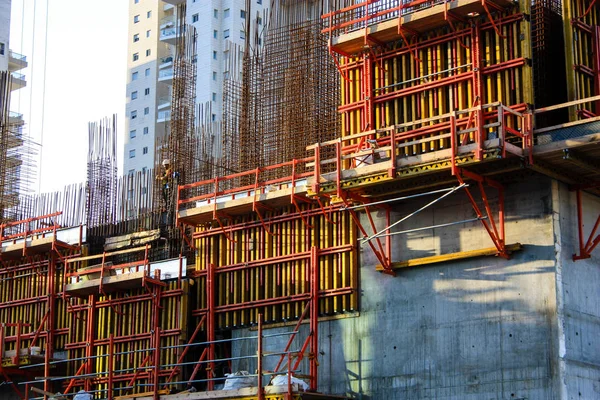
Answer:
[10, 0, 128, 193]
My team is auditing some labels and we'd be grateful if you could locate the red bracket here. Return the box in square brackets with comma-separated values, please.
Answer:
[572, 188, 600, 260]
[457, 169, 508, 258]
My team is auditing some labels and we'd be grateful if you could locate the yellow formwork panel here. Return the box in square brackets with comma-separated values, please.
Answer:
[338, 7, 532, 147]
[563, 0, 600, 117]
[194, 204, 358, 329]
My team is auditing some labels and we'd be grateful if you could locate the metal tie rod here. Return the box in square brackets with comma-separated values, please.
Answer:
[372, 217, 487, 238]
[363, 183, 467, 243]
[343, 186, 464, 211]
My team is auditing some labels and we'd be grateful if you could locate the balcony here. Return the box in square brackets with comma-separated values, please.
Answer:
[157, 110, 171, 123]
[8, 51, 27, 72]
[160, 16, 176, 29]
[157, 96, 171, 109]
[160, 27, 181, 45]
[159, 55, 174, 69]
[10, 73, 26, 91]
[162, 0, 185, 5]
[163, 3, 175, 11]
[8, 111, 24, 127]
[158, 68, 173, 84]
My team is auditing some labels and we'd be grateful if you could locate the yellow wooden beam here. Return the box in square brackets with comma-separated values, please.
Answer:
[375, 243, 522, 271]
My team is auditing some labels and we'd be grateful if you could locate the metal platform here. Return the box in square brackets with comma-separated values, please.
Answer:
[324, 0, 515, 55]
[133, 385, 348, 400]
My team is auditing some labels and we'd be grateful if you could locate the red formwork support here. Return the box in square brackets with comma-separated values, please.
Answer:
[573, 187, 600, 260]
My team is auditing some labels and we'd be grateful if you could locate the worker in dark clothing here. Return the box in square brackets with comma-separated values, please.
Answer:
[157, 159, 174, 205]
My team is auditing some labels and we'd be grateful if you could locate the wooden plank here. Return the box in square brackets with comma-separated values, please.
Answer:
[64, 271, 146, 297]
[534, 116, 600, 134]
[534, 94, 600, 114]
[376, 243, 523, 270]
[134, 385, 299, 400]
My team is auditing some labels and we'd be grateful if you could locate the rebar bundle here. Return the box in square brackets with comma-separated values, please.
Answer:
[157, 6, 198, 193]
[221, 1, 340, 179]
[0, 71, 37, 224]
[86, 115, 118, 229]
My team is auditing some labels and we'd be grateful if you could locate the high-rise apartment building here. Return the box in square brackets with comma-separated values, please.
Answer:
[1, 0, 29, 216]
[123, 0, 266, 175]
[0, 0, 28, 107]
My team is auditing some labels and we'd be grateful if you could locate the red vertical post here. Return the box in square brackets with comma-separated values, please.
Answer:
[450, 113, 457, 175]
[108, 334, 114, 400]
[313, 144, 321, 195]
[207, 263, 215, 390]
[85, 295, 96, 392]
[257, 314, 264, 400]
[471, 24, 484, 160]
[363, 54, 374, 131]
[309, 246, 319, 391]
[45, 251, 57, 396]
[153, 284, 162, 400]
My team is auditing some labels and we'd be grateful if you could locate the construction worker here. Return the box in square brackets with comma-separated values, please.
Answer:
[157, 159, 174, 205]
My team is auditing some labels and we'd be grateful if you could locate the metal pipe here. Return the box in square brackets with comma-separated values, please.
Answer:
[343, 186, 466, 211]
[363, 184, 467, 242]
[373, 217, 488, 238]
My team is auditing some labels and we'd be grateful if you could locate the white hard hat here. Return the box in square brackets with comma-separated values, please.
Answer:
[162, 159, 171, 166]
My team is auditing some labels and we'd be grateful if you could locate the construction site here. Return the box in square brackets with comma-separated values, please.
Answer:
[0, 0, 599, 398]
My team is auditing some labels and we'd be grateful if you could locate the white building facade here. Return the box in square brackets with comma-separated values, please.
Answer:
[123, 0, 266, 175]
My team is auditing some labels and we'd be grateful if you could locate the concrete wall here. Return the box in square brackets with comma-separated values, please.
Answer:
[554, 182, 600, 399]
[233, 176, 569, 399]
[0, 0, 11, 72]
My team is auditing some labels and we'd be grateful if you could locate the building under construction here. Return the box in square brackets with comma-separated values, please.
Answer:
[1, 0, 600, 399]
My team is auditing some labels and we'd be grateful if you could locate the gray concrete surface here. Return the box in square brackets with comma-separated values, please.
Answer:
[232, 176, 600, 399]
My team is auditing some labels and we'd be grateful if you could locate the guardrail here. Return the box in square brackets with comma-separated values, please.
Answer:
[178, 103, 532, 212]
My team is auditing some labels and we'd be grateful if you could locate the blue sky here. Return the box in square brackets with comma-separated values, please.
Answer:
[10, 0, 128, 193]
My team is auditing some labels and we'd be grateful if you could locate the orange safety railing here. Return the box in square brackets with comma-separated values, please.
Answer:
[322, 0, 446, 36]
[177, 103, 533, 211]
[177, 156, 315, 209]
[0, 212, 63, 243]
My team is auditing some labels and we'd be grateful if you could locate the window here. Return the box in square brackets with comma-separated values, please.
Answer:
[240, 30, 246, 40]
[0, 43, 5, 55]
[223, 29, 230, 39]
[212, 114, 216, 121]
[133, 52, 139, 61]
[143, 127, 149, 135]
[134, 0, 139, 3]
[130, 130, 137, 138]
[133, 33, 139, 42]
[147, 10, 151, 18]
[258, 37, 262, 45]
[131, 91, 138, 100]
[213, 30, 217, 39]
[145, 68, 150, 77]
[146, 30, 151, 38]
[143, 146, 148, 155]
[240, 10, 246, 18]
[213, 9, 218, 17]
[224, 9, 230, 18]
[142, 186, 148, 194]
[192, 13, 199, 22]
[144, 88, 150, 95]
[212, 92, 217, 101]
[257, 0, 262, 4]
[131, 110, 137, 119]
[146, 49, 151, 57]
[134, 15, 140, 23]
[212, 71, 217, 81]
[132, 71, 139, 81]
[144, 107, 150, 115]
[258, 16, 262, 25]
[142, 167, 147, 174]
[213, 51, 217, 60]
[129, 149, 136, 158]
[128, 169, 135, 175]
